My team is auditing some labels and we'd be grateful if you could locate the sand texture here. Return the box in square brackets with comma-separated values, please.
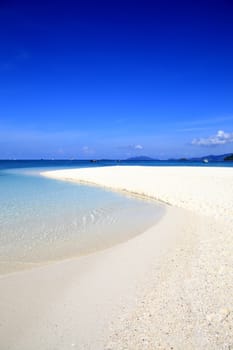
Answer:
[42, 166, 233, 221]
[0, 166, 232, 349]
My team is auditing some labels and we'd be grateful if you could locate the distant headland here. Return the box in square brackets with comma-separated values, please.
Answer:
[126, 153, 233, 162]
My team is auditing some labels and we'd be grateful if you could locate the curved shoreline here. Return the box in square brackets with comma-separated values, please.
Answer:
[41, 165, 233, 220]
[0, 166, 232, 349]
[0, 204, 195, 350]
[42, 174, 173, 206]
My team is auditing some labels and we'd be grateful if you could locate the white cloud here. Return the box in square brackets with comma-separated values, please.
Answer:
[118, 144, 143, 151]
[135, 144, 143, 150]
[82, 146, 89, 152]
[192, 130, 233, 146]
[82, 146, 95, 155]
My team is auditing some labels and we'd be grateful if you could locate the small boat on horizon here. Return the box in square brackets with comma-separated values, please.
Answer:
[203, 159, 209, 163]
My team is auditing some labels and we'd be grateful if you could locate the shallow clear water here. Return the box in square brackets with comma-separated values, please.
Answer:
[0, 166, 163, 274]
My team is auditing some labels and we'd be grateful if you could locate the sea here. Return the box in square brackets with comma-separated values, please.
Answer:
[0, 159, 232, 275]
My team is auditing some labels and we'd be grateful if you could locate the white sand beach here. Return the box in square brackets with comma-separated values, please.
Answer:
[0, 166, 233, 349]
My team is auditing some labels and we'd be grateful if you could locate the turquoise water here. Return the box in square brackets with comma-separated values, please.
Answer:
[2, 159, 231, 274]
[0, 165, 163, 274]
[1, 159, 233, 170]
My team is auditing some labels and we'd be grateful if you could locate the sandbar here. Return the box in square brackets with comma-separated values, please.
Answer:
[0, 166, 232, 349]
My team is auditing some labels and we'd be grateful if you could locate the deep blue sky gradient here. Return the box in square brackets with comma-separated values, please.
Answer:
[1, 0, 233, 159]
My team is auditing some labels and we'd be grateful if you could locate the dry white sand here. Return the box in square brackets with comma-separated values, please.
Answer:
[0, 166, 233, 350]
[42, 166, 233, 221]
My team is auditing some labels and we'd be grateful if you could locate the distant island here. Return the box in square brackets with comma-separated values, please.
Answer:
[224, 154, 233, 161]
[189, 153, 233, 162]
[126, 153, 233, 162]
[126, 156, 156, 161]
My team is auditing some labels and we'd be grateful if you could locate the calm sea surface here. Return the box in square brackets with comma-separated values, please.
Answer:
[0, 160, 166, 274]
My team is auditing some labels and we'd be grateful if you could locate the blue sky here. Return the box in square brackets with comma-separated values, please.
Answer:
[0, 0, 233, 159]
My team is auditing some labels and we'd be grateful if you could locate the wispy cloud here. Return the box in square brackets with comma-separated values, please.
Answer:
[176, 127, 211, 132]
[118, 144, 143, 151]
[185, 116, 233, 126]
[192, 130, 233, 146]
[0, 50, 30, 71]
[82, 146, 95, 155]
[0, 124, 85, 143]
[174, 116, 233, 133]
